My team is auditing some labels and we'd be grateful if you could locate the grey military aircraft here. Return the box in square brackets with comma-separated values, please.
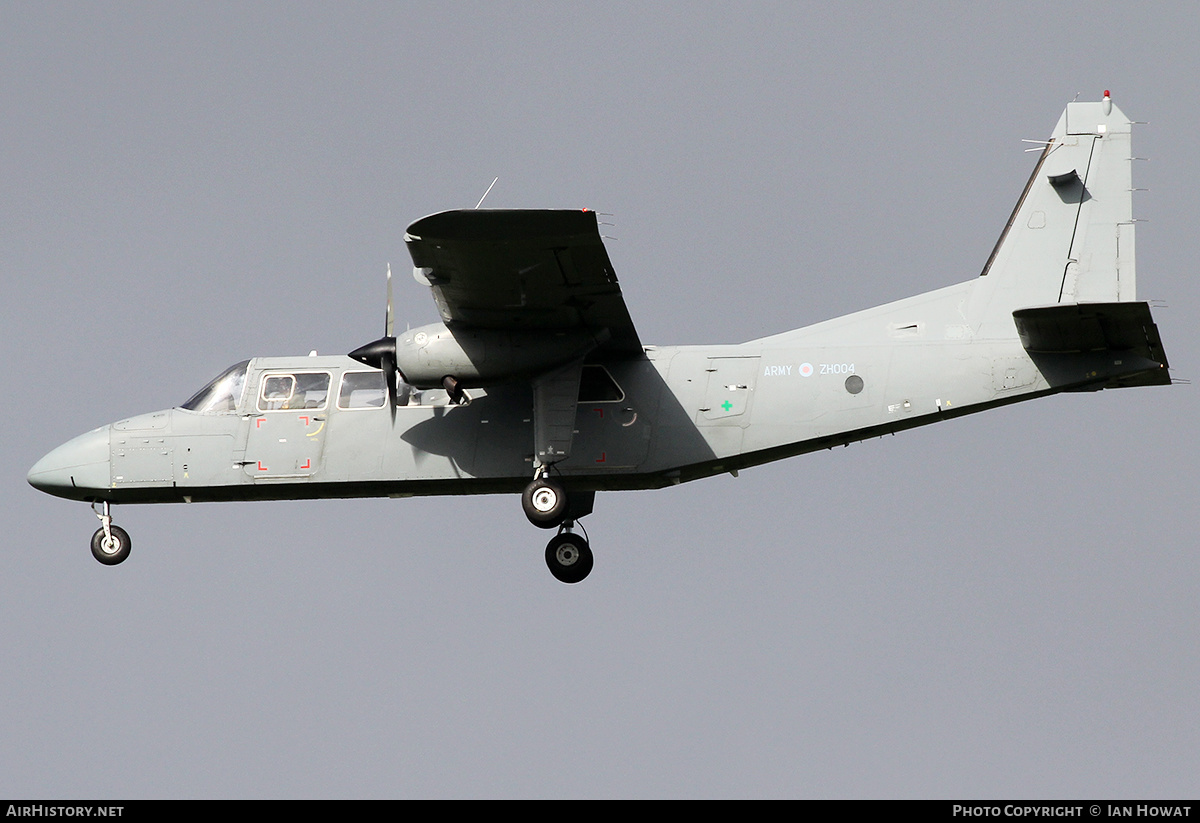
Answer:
[28, 93, 1171, 583]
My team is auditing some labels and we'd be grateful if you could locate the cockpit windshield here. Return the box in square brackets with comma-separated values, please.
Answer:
[180, 360, 250, 413]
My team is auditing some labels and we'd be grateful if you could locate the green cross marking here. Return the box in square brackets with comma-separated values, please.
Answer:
[721, 400, 733, 412]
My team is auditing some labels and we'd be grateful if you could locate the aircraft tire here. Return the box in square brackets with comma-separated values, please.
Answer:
[522, 478, 568, 528]
[545, 533, 593, 584]
[90, 525, 131, 566]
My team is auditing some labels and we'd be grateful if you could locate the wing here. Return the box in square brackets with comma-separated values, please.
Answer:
[404, 209, 642, 355]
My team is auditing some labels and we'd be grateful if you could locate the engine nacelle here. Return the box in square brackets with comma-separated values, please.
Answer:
[394, 322, 606, 388]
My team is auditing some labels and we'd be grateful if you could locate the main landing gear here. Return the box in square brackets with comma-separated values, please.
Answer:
[90, 501, 131, 565]
[522, 474, 568, 528]
[545, 526, 593, 584]
[522, 472, 595, 583]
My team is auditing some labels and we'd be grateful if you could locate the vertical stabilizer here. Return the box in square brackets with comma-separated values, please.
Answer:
[969, 93, 1137, 338]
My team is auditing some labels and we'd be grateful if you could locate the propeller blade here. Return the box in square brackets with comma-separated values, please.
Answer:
[349, 264, 402, 420]
[385, 263, 394, 339]
[382, 349, 399, 419]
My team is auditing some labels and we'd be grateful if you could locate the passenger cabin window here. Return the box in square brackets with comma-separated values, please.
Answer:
[335, 370, 473, 409]
[578, 365, 624, 402]
[338, 371, 386, 409]
[180, 360, 250, 413]
[258, 372, 330, 411]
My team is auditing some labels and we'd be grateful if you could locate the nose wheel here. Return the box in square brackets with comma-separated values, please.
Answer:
[91, 525, 131, 565]
[90, 501, 131, 565]
[545, 529, 593, 584]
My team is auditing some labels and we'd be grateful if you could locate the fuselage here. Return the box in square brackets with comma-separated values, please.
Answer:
[30, 277, 1096, 507]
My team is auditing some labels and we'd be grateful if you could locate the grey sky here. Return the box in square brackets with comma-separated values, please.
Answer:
[3, 2, 1196, 798]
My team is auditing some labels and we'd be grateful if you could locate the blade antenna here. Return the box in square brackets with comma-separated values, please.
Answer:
[475, 177, 499, 209]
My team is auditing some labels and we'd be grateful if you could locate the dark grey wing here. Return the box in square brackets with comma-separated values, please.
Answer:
[404, 209, 642, 355]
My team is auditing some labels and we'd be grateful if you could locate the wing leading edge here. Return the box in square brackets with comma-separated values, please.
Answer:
[404, 209, 642, 355]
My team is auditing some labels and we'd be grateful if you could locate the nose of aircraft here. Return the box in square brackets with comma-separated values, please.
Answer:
[28, 426, 111, 500]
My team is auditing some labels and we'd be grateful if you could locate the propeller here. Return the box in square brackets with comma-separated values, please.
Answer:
[349, 264, 404, 417]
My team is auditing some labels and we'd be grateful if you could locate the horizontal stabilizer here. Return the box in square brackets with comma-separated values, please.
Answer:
[1013, 302, 1170, 388]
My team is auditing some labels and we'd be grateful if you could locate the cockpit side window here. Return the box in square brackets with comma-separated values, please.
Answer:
[257, 372, 331, 412]
[180, 360, 250, 413]
[260, 375, 295, 410]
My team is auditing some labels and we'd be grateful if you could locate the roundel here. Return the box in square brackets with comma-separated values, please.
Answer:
[798, 362, 814, 378]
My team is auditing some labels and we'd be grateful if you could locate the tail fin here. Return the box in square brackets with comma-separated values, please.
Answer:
[969, 92, 1137, 336]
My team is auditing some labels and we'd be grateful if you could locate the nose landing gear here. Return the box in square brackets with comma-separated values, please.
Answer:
[90, 501, 131, 565]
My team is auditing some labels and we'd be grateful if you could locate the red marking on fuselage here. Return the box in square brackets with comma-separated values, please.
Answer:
[256, 418, 266, 428]
[593, 408, 604, 418]
[299, 459, 311, 470]
[256, 461, 268, 472]
[596, 452, 607, 463]
[299, 416, 309, 426]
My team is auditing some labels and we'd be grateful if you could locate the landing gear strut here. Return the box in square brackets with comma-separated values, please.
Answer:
[90, 501, 131, 565]
[545, 523, 593, 584]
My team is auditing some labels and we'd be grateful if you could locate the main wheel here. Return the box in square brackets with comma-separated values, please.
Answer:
[522, 478, 568, 528]
[545, 533, 593, 584]
[90, 525, 131, 566]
